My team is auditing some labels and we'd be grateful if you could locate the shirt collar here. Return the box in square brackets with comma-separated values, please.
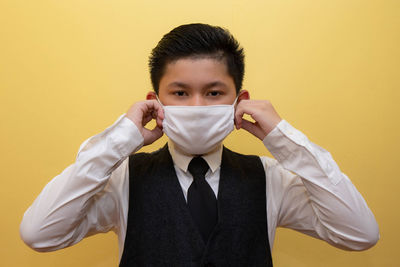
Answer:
[167, 140, 223, 173]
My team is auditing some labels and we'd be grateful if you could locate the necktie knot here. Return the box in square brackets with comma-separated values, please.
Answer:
[188, 157, 209, 180]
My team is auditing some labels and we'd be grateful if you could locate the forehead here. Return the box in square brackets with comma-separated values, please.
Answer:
[165, 57, 228, 75]
[159, 58, 234, 88]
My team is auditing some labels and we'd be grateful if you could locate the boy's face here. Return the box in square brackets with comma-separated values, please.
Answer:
[147, 58, 246, 106]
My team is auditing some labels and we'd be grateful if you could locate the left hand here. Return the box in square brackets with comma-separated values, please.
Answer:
[234, 99, 282, 140]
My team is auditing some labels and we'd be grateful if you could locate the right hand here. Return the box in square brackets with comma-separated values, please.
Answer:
[125, 100, 164, 146]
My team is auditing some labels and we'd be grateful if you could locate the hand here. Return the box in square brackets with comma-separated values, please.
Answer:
[125, 100, 164, 146]
[234, 100, 282, 140]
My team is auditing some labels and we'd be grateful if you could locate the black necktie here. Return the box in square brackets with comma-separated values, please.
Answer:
[187, 156, 218, 243]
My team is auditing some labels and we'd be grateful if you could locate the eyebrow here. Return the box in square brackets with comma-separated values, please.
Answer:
[167, 82, 190, 89]
[167, 81, 228, 90]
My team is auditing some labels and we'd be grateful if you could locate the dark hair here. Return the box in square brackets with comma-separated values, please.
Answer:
[149, 23, 245, 94]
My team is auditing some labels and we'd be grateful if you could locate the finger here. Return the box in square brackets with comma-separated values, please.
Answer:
[145, 100, 164, 128]
[234, 99, 254, 129]
[156, 105, 164, 128]
[234, 116, 241, 130]
[140, 100, 163, 126]
[234, 107, 245, 130]
[142, 113, 153, 126]
[146, 99, 163, 114]
[240, 119, 266, 140]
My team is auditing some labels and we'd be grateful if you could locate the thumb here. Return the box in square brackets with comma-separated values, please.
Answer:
[143, 125, 164, 146]
[240, 119, 266, 140]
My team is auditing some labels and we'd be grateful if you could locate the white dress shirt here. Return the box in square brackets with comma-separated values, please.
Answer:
[19, 115, 379, 260]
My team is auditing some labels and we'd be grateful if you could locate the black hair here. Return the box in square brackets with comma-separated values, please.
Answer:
[149, 23, 245, 94]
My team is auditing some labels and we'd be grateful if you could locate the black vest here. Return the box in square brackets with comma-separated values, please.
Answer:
[120, 145, 273, 267]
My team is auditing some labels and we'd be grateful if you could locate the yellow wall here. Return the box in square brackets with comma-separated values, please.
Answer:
[1, 1, 398, 266]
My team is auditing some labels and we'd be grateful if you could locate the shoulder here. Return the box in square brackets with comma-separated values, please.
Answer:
[127, 145, 172, 179]
[222, 147, 266, 178]
[222, 146, 260, 162]
[129, 145, 168, 164]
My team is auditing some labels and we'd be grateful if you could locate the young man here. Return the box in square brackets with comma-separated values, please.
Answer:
[20, 23, 379, 266]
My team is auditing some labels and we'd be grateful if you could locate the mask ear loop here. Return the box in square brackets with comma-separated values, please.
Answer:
[232, 95, 239, 107]
[155, 95, 164, 107]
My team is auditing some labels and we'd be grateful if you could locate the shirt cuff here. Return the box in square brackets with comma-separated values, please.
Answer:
[262, 120, 307, 162]
[110, 115, 144, 157]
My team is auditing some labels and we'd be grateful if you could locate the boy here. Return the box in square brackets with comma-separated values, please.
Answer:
[20, 23, 379, 266]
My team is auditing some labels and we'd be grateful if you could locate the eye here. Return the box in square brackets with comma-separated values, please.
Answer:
[207, 91, 222, 97]
[173, 90, 187, 97]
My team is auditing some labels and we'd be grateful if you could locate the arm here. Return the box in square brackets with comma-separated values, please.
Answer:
[262, 120, 379, 250]
[19, 115, 143, 251]
[235, 98, 379, 250]
[20, 100, 164, 251]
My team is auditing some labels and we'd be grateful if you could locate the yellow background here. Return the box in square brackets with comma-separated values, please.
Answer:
[1, 1, 398, 266]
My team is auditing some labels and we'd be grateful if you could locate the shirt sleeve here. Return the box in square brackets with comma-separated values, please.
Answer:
[261, 120, 379, 251]
[19, 115, 143, 252]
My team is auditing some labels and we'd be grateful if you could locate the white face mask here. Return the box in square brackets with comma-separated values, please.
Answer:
[158, 97, 237, 155]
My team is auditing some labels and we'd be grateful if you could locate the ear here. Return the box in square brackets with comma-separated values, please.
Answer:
[237, 90, 250, 103]
[146, 91, 157, 100]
